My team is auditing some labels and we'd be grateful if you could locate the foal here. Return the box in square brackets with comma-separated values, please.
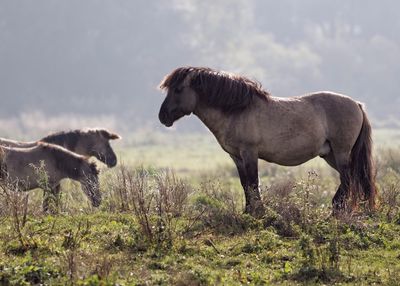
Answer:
[0, 143, 101, 209]
[0, 128, 121, 167]
[0, 128, 120, 211]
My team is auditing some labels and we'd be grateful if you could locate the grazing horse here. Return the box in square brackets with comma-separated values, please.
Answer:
[158, 66, 376, 217]
[0, 143, 101, 208]
[0, 128, 119, 211]
[0, 128, 121, 167]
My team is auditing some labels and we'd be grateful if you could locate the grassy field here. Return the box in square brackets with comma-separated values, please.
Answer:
[1, 129, 400, 285]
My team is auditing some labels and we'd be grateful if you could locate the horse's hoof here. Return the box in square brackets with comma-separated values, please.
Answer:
[245, 204, 265, 219]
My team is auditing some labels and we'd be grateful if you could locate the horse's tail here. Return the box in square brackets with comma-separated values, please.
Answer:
[349, 104, 376, 210]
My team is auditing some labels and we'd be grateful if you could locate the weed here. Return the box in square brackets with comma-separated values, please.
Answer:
[61, 220, 91, 283]
[0, 179, 32, 250]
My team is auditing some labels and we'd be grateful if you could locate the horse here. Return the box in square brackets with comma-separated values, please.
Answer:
[158, 66, 376, 218]
[0, 128, 121, 167]
[0, 143, 101, 209]
[0, 128, 120, 211]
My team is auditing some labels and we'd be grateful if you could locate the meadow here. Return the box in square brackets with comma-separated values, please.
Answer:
[1, 129, 400, 285]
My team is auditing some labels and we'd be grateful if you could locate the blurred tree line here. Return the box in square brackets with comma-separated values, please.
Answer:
[0, 0, 399, 130]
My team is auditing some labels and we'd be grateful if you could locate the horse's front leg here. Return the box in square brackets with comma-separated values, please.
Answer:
[230, 155, 251, 211]
[238, 150, 265, 218]
[43, 184, 61, 214]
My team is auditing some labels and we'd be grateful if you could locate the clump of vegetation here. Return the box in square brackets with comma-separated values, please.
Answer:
[188, 180, 261, 235]
[102, 165, 193, 251]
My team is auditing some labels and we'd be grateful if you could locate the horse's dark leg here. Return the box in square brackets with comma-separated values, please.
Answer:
[322, 151, 353, 215]
[321, 152, 342, 207]
[53, 184, 62, 212]
[230, 155, 251, 211]
[42, 184, 61, 214]
[332, 167, 351, 212]
[330, 152, 352, 215]
[320, 151, 338, 171]
[239, 150, 265, 218]
[43, 190, 50, 213]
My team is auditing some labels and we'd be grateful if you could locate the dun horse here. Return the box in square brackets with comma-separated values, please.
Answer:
[159, 66, 376, 217]
[0, 128, 119, 211]
[0, 128, 121, 167]
[0, 143, 101, 208]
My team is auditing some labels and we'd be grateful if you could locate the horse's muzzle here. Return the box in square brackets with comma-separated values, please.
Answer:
[105, 156, 117, 167]
[163, 121, 173, 127]
[158, 109, 173, 127]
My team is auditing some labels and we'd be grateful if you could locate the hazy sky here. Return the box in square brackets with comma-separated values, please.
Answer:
[0, 0, 399, 134]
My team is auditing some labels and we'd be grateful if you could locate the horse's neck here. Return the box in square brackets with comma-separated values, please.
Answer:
[55, 154, 82, 182]
[66, 134, 89, 156]
[43, 133, 83, 154]
[193, 103, 231, 138]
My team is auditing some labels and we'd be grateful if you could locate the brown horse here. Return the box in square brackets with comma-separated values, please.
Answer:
[0, 128, 121, 167]
[0, 143, 101, 208]
[158, 66, 376, 217]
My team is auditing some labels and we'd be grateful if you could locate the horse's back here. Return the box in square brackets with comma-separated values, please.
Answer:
[304, 91, 361, 113]
[255, 92, 364, 165]
[255, 95, 329, 165]
[0, 138, 37, 148]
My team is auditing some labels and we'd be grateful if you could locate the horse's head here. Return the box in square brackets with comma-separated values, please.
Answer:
[80, 162, 101, 207]
[158, 68, 198, 127]
[85, 129, 121, 167]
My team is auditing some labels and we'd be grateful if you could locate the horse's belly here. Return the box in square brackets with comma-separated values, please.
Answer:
[259, 139, 327, 166]
[260, 152, 316, 166]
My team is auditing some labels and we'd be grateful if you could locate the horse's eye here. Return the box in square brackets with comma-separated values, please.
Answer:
[175, 87, 183, 94]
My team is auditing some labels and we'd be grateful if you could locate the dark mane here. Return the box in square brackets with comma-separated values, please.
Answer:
[41, 128, 120, 148]
[37, 142, 98, 179]
[160, 67, 270, 112]
[41, 130, 81, 150]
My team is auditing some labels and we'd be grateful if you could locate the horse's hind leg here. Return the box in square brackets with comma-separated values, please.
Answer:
[323, 150, 352, 214]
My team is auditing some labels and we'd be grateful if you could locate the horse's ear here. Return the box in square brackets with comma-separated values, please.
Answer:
[108, 133, 121, 140]
[99, 130, 122, 140]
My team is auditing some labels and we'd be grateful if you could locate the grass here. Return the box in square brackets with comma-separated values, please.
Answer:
[1, 212, 400, 285]
[0, 129, 400, 285]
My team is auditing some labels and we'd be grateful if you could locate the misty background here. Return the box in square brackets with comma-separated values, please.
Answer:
[0, 0, 399, 138]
